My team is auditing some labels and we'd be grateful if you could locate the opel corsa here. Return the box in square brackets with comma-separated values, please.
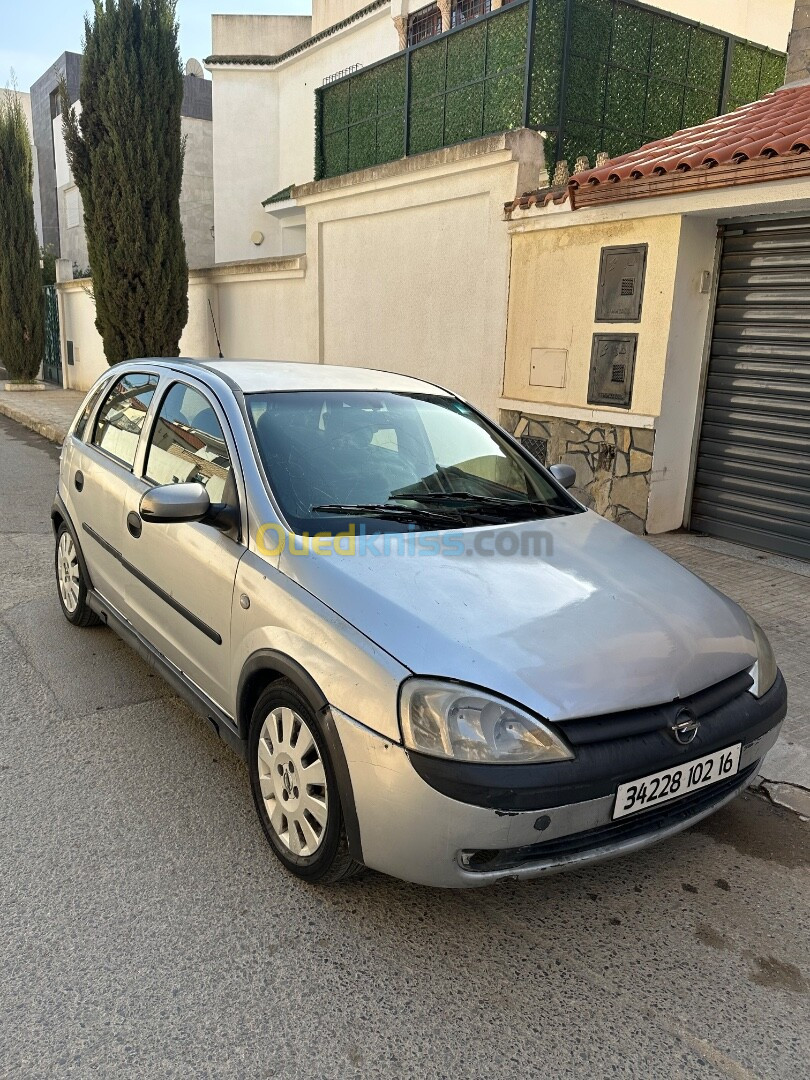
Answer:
[53, 360, 787, 887]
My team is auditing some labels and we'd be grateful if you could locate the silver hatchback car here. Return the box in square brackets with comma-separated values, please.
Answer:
[53, 359, 786, 887]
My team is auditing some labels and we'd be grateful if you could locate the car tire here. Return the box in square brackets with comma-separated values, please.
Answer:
[55, 523, 100, 627]
[248, 679, 363, 884]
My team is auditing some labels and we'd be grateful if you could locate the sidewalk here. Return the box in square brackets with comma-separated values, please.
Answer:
[1, 386, 807, 815]
[648, 533, 809, 817]
[0, 384, 83, 443]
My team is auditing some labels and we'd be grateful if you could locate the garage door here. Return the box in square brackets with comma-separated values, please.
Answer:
[690, 218, 810, 561]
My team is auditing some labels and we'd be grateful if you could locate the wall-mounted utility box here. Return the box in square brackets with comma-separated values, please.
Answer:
[529, 347, 567, 388]
[587, 334, 638, 408]
[595, 244, 647, 322]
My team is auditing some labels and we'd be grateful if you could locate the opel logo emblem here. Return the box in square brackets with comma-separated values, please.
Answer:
[671, 708, 700, 745]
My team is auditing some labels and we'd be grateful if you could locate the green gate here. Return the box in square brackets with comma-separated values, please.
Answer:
[43, 285, 62, 386]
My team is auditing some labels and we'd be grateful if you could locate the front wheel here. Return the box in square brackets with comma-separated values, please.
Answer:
[55, 524, 99, 627]
[248, 679, 362, 883]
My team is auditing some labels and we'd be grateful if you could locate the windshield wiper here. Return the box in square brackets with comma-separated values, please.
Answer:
[311, 503, 463, 527]
[389, 491, 578, 516]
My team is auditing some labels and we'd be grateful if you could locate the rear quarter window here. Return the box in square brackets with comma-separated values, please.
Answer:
[92, 373, 159, 470]
[73, 381, 110, 442]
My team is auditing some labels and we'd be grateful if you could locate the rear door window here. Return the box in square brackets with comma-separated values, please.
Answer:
[92, 373, 159, 470]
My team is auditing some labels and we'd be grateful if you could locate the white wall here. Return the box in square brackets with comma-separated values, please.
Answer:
[316, 183, 510, 416]
[58, 131, 541, 425]
[59, 280, 107, 385]
[212, 13, 312, 54]
[208, 7, 399, 264]
[212, 67, 281, 264]
[312, 0, 374, 36]
[58, 259, 310, 392]
[644, 0, 793, 51]
[647, 216, 718, 533]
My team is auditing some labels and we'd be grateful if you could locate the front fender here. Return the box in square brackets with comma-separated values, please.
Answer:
[232, 550, 408, 743]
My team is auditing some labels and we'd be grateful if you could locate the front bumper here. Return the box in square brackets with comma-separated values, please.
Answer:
[333, 671, 786, 888]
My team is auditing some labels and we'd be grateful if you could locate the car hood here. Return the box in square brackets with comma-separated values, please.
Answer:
[279, 510, 757, 722]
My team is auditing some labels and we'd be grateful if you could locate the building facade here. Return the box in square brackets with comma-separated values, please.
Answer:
[206, 0, 793, 263]
[31, 53, 215, 271]
[502, 73, 810, 559]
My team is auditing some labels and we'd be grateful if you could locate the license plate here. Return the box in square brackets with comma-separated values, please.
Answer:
[613, 743, 742, 820]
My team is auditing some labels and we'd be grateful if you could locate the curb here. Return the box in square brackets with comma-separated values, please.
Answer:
[0, 400, 68, 445]
[756, 779, 810, 819]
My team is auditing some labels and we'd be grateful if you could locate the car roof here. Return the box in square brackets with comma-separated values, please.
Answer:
[166, 358, 453, 396]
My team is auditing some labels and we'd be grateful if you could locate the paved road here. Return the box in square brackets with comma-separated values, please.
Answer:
[0, 413, 807, 1080]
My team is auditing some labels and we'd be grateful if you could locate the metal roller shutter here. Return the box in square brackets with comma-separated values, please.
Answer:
[690, 218, 810, 560]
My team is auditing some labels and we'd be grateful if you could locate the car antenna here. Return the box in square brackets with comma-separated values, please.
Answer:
[208, 299, 224, 359]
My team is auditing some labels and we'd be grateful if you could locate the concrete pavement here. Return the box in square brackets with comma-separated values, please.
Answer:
[648, 533, 810, 817]
[0, 383, 83, 444]
[0, 411, 808, 1079]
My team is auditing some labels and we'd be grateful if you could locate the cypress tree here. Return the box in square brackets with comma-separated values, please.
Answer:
[62, 0, 188, 365]
[0, 90, 45, 382]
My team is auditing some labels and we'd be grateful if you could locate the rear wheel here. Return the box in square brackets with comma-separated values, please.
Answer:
[55, 524, 99, 627]
[248, 679, 362, 883]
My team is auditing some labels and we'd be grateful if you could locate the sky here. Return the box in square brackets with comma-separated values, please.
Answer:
[1, 0, 311, 93]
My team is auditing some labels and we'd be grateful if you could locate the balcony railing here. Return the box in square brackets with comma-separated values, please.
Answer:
[314, 0, 786, 182]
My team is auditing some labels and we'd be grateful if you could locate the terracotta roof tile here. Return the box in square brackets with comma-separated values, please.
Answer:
[504, 186, 570, 216]
[568, 84, 810, 205]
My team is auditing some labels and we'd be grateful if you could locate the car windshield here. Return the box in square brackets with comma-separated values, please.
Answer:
[247, 390, 580, 534]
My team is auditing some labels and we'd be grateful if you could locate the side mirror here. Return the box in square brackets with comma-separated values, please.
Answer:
[549, 463, 576, 490]
[140, 482, 211, 524]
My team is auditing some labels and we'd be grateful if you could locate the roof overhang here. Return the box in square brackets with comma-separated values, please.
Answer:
[570, 150, 810, 210]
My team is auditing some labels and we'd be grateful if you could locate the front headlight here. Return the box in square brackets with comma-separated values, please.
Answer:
[747, 616, 777, 698]
[399, 679, 573, 764]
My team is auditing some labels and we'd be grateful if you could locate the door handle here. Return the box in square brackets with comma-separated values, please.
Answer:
[74, 470, 84, 492]
[127, 511, 142, 539]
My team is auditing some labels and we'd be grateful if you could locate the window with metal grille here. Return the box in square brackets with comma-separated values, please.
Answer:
[519, 434, 547, 464]
[408, 3, 442, 45]
[451, 0, 491, 29]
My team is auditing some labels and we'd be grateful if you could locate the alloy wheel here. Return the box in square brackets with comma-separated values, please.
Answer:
[57, 531, 81, 614]
[257, 706, 329, 856]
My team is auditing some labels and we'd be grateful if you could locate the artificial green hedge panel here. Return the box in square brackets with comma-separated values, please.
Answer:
[318, 54, 406, 178]
[650, 19, 689, 83]
[409, 37, 448, 156]
[727, 43, 786, 112]
[316, 0, 786, 182]
[558, 0, 728, 166]
[409, 3, 527, 157]
[528, 0, 564, 129]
